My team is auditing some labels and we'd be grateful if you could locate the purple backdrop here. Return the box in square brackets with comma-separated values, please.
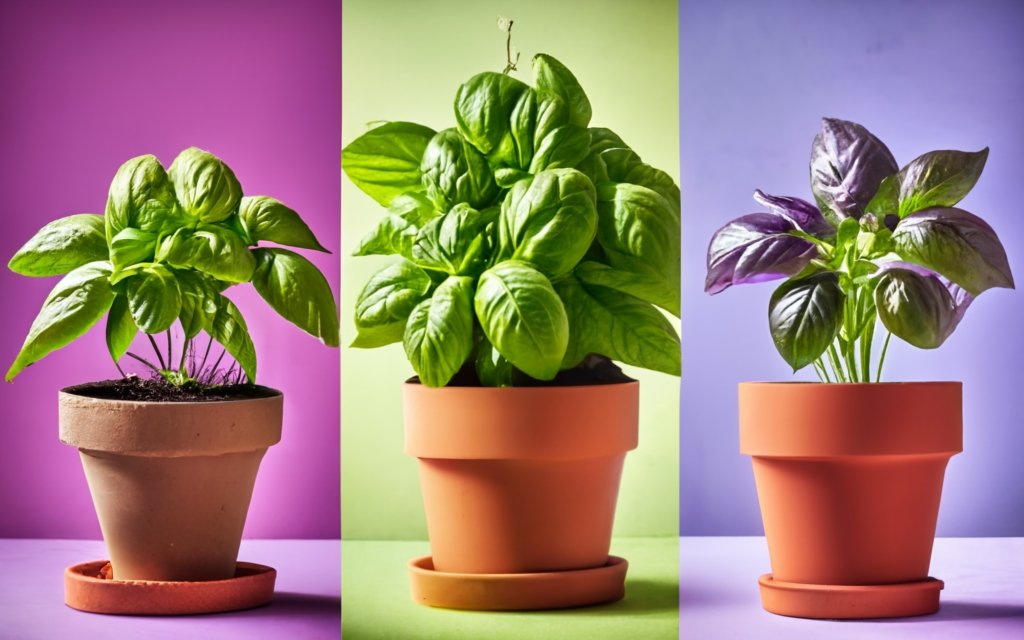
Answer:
[681, 0, 1024, 536]
[0, 0, 340, 539]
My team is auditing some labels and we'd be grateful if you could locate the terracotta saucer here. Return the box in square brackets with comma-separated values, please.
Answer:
[758, 573, 944, 619]
[408, 555, 627, 611]
[65, 560, 276, 615]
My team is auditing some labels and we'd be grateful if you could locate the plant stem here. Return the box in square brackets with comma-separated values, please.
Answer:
[860, 317, 875, 383]
[147, 334, 167, 370]
[827, 343, 848, 383]
[209, 348, 227, 380]
[875, 331, 892, 382]
[179, 337, 190, 373]
[813, 359, 832, 383]
[125, 351, 161, 374]
[197, 334, 214, 378]
[113, 359, 126, 378]
[166, 331, 173, 372]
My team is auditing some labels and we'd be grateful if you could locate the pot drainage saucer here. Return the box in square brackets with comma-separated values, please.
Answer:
[65, 560, 276, 615]
[408, 555, 627, 611]
[758, 573, 944, 619]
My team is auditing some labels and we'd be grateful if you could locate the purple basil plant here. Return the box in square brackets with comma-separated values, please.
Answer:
[705, 118, 1013, 382]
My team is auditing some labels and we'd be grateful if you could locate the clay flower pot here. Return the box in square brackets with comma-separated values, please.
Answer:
[739, 382, 962, 619]
[403, 379, 638, 610]
[58, 387, 283, 582]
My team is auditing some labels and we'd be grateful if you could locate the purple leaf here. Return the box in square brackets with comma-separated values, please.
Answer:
[810, 118, 898, 222]
[873, 261, 973, 348]
[705, 212, 817, 294]
[753, 190, 834, 238]
[892, 207, 1014, 295]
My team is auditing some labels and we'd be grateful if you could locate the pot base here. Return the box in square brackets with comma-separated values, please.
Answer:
[757, 573, 943, 619]
[65, 559, 276, 615]
[408, 555, 627, 611]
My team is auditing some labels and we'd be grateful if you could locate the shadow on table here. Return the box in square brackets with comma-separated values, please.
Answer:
[855, 601, 1024, 627]
[235, 592, 341, 621]
[557, 577, 679, 617]
[679, 581, 749, 608]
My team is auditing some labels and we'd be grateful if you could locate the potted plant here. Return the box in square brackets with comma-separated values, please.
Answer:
[342, 41, 680, 611]
[6, 147, 339, 614]
[705, 117, 1013, 619]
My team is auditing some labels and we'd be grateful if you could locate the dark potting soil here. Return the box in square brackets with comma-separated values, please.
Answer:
[438, 355, 635, 387]
[63, 377, 278, 403]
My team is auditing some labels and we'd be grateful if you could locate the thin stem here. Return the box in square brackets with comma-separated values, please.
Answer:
[166, 331, 173, 372]
[126, 351, 161, 374]
[827, 343, 848, 383]
[860, 318, 875, 384]
[208, 348, 227, 381]
[813, 359, 832, 384]
[113, 359, 127, 378]
[147, 334, 167, 370]
[197, 334, 214, 378]
[875, 331, 893, 382]
[179, 337, 190, 373]
[501, 19, 519, 74]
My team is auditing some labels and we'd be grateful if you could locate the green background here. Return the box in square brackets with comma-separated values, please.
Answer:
[342, 0, 680, 542]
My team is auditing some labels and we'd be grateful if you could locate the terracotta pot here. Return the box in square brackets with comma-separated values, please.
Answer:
[404, 380, 638, 575]
[739, 382, 962, 619]
[59, 388, 283, 582]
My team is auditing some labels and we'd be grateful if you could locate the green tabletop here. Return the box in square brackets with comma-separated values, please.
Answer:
[342, 537, 678, 639]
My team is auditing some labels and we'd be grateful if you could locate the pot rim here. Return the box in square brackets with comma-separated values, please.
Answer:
[739, 381, 960, 387]
[59, 384, 282, 407]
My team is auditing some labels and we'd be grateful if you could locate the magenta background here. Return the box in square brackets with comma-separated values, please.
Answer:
[680, 0, 1024, 535]
[0, 0, 340, 539]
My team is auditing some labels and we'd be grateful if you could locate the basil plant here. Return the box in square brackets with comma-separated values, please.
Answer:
[343, 54, 680, 387]
[706, 118, 1013, 382]
[7, 147, 339, 384]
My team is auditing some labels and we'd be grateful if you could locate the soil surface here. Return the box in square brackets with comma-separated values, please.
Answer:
[440, 355, 635, 387]
[63, 376, 278, 402]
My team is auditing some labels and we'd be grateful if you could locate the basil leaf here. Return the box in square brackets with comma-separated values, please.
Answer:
[403, 276, 475, 387]
[207, 293, 256, 382]
[557, 276, 679, 375]
[705, 211, 817, 296]
[875, 265, 962, 348]
[177, 271, 220, 339]
[768, 272, 843, 370]
[474, 331, 520, 387]
[105, 293, 137, 362]
[105, 154, 178, 242]
[809, 118, 898, 222]
[499, 169, 597, 278]
[342, 121, 436, 207]
[576, 261, 679, 316]
[251, 248, 339, 346]
[420, 128, 499, 211]
[865, 174, 899, 217]
[752, 190, 833, 238]
[509, 89, 538, 169]
[454, 72, 529, 157]
[353, 259, 433, 348]
[239, 195, 328, 252]
[529, 124, 591, 174]
[898, 148, 989, 217]
[157, 225, 256, 283]
[601, 148, 681, 215]
[5, 261, 115, 380]
[532, 54, 592, 128]
[892, 207, 1013, 295]
[354, 193, 438, 259]
[412, 203, 497, 276]
[109, 228, 157, 270]
[168, 147, 242, 223]
[124, 264, 182, 333]
[9, 214, 107, 276]
[475, 261, 568, 380]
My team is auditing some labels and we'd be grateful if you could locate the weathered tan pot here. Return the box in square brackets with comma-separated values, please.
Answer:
[59, 387, 282, 582]
[739, 382, 962, 619]
[404, 380, 638, 576]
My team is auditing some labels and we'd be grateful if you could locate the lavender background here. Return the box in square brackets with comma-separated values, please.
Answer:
[0, 0, 340, 539]
[681, 0, 1024, 536]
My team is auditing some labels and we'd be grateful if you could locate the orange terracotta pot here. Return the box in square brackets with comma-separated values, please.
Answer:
[404, 380, 638, 577]
[59, 388, 282, 583]
[739, 382, 962, 619]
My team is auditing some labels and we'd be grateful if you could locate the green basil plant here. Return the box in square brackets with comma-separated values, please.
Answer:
[342, 54, 681, 387]
[705, 118, 1013, 382]
[7, 147, 339, 384]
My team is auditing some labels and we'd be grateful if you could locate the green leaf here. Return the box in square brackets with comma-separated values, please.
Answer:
[474, 261, 568, 380]
[474, 331, 521, 387]
[168, 147, 242, 223]
[156, 225, 256, 283]
[239, 195, 328, 252]
[109, 228, 157, 270]
[412, 203, 497, 276]
[124, 264, 182, 333]
[353, 193, 438, 259]
[104, 154, 178, 242]
[532, 54, 592, 128]
[342, 121, 437, 207]
[499, 169, 597, 278]
[898, 148, 989, 217]
[768, 272, 843, 370]
[9, 214, 108, 277]
[875, 268, 958, 348]
[403, 276, 475, 387]
[177, 271, 220, 339]
[556, 276, 679, 375]
[454, 72, 529, 157]
[865, 173, 899, 216]
[599, 148, 680, 214]
[353, 259, 433, 348]
[105, 294, 137, 362]
[420, 128, 499, 211]
[575, 261, 679, 316]
[6, 261, 115, 380]
[207, 294, 256, 382]
[529, 125, 591, 174]
[251, 248, 339, 346]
